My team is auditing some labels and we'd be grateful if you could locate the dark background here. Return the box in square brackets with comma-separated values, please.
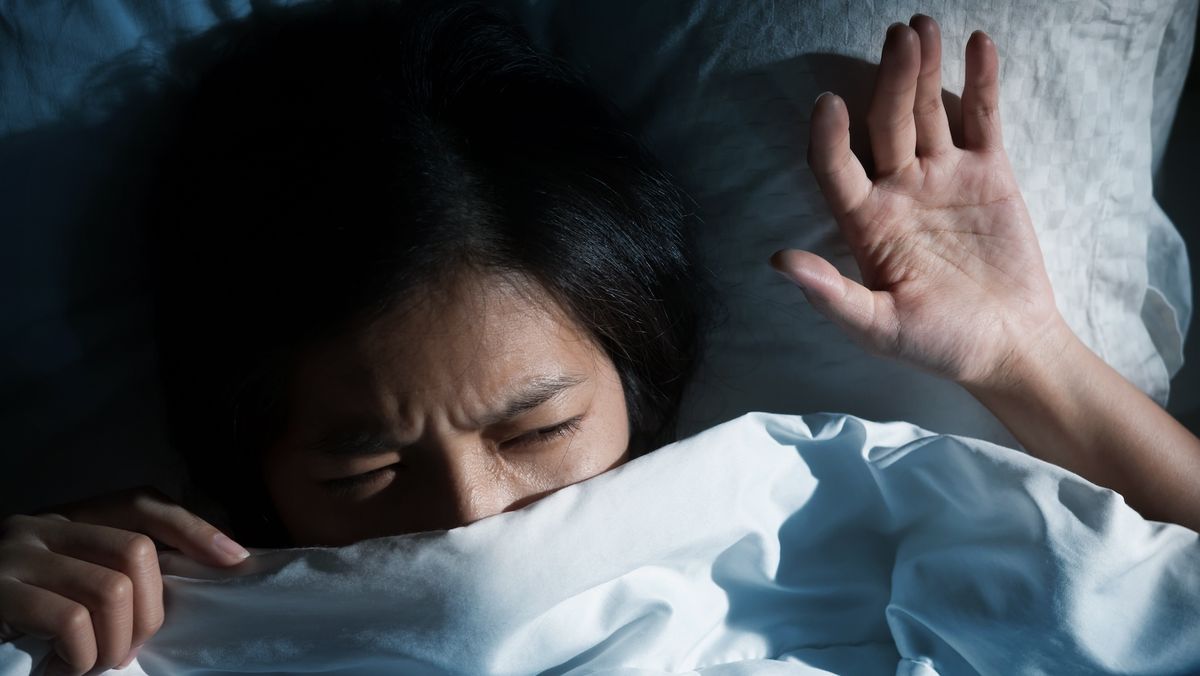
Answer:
[1160, 18, 1200, 432]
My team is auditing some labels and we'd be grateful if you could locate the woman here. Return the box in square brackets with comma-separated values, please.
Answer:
[1, 1, 1197, 674]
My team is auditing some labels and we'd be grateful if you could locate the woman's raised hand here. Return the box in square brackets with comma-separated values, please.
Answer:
[0, 487, 250, 675]
[772, 15, 1066, 388]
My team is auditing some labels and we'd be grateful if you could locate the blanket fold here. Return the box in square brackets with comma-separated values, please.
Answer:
[2, 412, 1198, 675]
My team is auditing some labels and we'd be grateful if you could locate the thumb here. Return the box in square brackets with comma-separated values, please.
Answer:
[769, 249, 896, 347]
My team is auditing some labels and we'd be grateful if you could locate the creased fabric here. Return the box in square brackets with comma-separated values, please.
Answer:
[2, 412, 1197, 675]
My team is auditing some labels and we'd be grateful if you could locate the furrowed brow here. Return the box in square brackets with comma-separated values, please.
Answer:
[310, 428, 398, 458]
[482, 373, 586, 426]
[309, 374, 586, 456]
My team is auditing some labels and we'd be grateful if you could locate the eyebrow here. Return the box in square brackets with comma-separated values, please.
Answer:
[477, 373, 587, 428]
[309, 427, 399, 459]
[309, 373, 587, 458]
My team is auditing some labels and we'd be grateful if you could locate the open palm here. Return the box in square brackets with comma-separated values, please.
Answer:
[772, 16, 1062, 387]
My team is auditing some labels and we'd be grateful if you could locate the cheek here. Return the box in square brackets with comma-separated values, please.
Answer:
[259, 445, 327, 539]
[259, 448, 395, 546]
[572, 373, 631, 476]
[260, 451, 304, 530]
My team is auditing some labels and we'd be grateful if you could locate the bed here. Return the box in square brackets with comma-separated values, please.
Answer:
[1, 0, 1197, 674]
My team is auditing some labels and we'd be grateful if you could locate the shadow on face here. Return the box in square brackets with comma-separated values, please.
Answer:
[261, 270, 631, 546]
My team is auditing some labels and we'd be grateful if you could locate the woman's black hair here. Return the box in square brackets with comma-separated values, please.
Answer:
[147, 0, 703, 546]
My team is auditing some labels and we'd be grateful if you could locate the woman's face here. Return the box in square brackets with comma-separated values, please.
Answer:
[262, 271, 631, 546]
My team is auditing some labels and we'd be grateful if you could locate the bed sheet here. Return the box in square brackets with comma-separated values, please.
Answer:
[2, 412, 1198, 675]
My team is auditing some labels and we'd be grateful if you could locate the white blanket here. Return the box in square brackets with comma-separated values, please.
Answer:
[2, 412, 1198, 675]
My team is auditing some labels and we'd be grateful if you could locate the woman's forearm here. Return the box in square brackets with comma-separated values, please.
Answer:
[783, 12, 1200, 532]
[963, 318, 1200, 533]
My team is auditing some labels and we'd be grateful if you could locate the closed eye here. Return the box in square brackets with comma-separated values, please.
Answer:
[321, 416, 584, 497]
[501, 415, 584, 449]
[323, 464, 399, 497]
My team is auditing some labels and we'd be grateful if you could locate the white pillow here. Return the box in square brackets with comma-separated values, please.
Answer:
[511, 0, 1198, 443]
[0, 0, 1194, 515]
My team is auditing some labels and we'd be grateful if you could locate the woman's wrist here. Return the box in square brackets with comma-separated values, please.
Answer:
[954, 310, 1200, 531]
[955, 312, 1107, 469]
[958, 313, 1083, 404]
[956, 313, 1116, 490]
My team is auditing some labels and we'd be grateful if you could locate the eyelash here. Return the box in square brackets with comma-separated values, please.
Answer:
[324, 464, 398, 497]
[502, 415, 584, 449]
[322, 416, 585, 496]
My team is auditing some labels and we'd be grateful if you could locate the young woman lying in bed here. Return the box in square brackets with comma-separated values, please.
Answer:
[1, 1, 1197, 674]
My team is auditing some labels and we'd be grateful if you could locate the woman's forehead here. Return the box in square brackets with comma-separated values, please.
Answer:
[284, 271, 607, 424]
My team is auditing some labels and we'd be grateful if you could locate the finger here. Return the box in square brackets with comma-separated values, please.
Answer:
[807, 93, 872, 217]
[7, 547, 133, 672]
[22, 518, 164, 648]
[908, 15, 954, 156]
[770, 249, 899, 349]
[961, 30, 1003, 151]
[47, 486, 249, 566]
[0, 577, 97, 675]
[866, 23, 921, 176]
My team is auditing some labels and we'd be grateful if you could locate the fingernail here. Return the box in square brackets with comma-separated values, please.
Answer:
[116, 644, 142, 669]
[212, 532, 250, 560]
[814, 91, 833, 105]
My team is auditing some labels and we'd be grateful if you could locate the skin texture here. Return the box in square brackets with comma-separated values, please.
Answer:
[772, 20, 1059, 386]
[5, 14, 1200, 676]
[0, 487, 248, 675]
[261, 270, 632, 546]
[0, 270, 632, 675]
[773, 15, 1200, 532]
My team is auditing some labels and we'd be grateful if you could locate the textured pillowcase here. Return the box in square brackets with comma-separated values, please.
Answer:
[512, 0, 1197, 443]
[0, 0, 1194, 514]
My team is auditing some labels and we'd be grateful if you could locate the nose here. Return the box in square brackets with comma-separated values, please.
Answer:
[437, 444, 523, 527]
[448, 474, 509, 526]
